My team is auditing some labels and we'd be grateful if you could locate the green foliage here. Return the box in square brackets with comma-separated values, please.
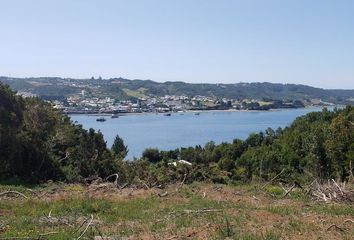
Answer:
[111, 134, 128, 159]
[0, 82, 118, 183]
[1, 81, 353, 185]
[264, 186, 284, 197]
[142, 148, 162, 163]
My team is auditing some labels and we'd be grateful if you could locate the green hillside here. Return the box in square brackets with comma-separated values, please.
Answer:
[1, 76, 353, 103]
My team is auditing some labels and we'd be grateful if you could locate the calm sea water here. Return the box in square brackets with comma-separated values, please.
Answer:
[70, 107, 325, 159]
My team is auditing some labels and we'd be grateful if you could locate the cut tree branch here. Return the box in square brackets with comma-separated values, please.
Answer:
[0, 191, 28, 199]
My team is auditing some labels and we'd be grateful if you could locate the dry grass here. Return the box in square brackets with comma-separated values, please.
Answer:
[0, 183, 353, 239]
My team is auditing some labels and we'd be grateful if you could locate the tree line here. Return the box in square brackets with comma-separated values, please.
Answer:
[0, 82, 353, 184]
[2, 76, 354, 103]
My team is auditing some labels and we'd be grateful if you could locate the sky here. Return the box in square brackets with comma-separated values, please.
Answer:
[0, 0, 353, 89]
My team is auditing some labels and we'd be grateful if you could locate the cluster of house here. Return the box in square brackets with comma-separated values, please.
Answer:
[16, 88, 307, 114]
[51, 93, 259, 114]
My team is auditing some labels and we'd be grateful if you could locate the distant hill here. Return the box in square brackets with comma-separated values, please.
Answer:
[0, 76, 353, 104]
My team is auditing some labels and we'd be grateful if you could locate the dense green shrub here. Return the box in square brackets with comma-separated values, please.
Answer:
[0, 83, 118, 183]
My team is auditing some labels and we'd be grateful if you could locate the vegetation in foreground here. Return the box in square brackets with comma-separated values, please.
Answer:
[0, 182, 353, 240]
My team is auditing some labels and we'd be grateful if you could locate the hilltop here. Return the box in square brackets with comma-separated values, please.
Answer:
[1, 76, 353, 104]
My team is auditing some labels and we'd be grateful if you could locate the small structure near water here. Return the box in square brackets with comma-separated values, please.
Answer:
[96, 117, 106, 122]
[168, 160, 192, 167]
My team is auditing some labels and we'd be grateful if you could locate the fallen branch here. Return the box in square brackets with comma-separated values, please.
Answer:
[171, 208, 223, 215]
[261, 169, 285, 189]
[185, 209, 223, 214]
[38, 231, 59, 239]
[283, 184, 296, 198]
[73, 217, 90, 234]
[25, 188, 40, 197]
[326, 219, 354, 232]
[180, 172, 187, 185]
[157, 192, 168, 197]
[119, 183, 129, 190]
[138, 180, 150, 190]
[252, 195, 260, 201]
[342, 219, 354, 225]
[166, 236, 178, 240]
[282, 181, 302, 198]
[0, 191, 28, 199]
[105, 173, 119, 186]
[331, 179, 344, 196]
[310, 180, 354, 203]
[39, 214, 74, 228]
[327, 224, 345, 232]
[77, 215, 94, 240]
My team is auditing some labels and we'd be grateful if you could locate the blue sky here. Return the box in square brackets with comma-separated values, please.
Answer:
[0, 0, 353, 89]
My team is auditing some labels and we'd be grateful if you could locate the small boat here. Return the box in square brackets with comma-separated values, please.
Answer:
[194, 112, 200, 115]
[164, 113, 171, 116]
[111, 114, 119, 119]
[96, 117, 106, 122]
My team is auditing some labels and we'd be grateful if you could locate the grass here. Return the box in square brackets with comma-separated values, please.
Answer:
[122, 88, 148, 98]
[258, 101, 273, 107]
[311, 204, 354, 216]
[266, 206, 300, 216]
[263, 185, 310, 201]
[0, 183, 353, 239]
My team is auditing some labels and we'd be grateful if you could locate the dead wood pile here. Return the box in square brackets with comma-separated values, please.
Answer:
[309, 179, 354, 203]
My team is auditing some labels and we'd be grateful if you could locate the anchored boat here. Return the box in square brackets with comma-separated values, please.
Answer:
[96, 117, 106, 122]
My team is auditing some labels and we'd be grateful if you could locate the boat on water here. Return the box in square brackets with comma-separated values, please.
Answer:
[96, 117, 106, 122]
[164, 113, 171, 116]
[111, 114, 119, 119]
[194, 112, 200, 115]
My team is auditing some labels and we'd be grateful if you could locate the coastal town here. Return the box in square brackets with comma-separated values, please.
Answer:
[6, 76, 341, 115]
[44, 91, 309, 114]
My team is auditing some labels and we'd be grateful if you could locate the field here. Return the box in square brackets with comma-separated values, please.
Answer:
[0, 183, 353, 240]
[122, 88, 148, 99]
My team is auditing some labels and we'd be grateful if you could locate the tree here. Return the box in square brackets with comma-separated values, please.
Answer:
[111, 134, 128, 159]
[0, 82, 119, 183]
[142, 148, 162, 163]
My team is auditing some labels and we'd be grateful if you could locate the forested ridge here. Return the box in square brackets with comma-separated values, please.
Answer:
[0, 82, 353, 184]
[1, 76, 354, 103]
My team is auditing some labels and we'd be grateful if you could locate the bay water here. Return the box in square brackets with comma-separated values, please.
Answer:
[70, 107, 325, 159]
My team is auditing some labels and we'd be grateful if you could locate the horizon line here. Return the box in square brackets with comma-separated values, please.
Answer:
[1, 75, 353, 91]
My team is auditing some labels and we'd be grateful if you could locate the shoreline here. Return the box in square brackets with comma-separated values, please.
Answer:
[67, 106, 331, 117]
